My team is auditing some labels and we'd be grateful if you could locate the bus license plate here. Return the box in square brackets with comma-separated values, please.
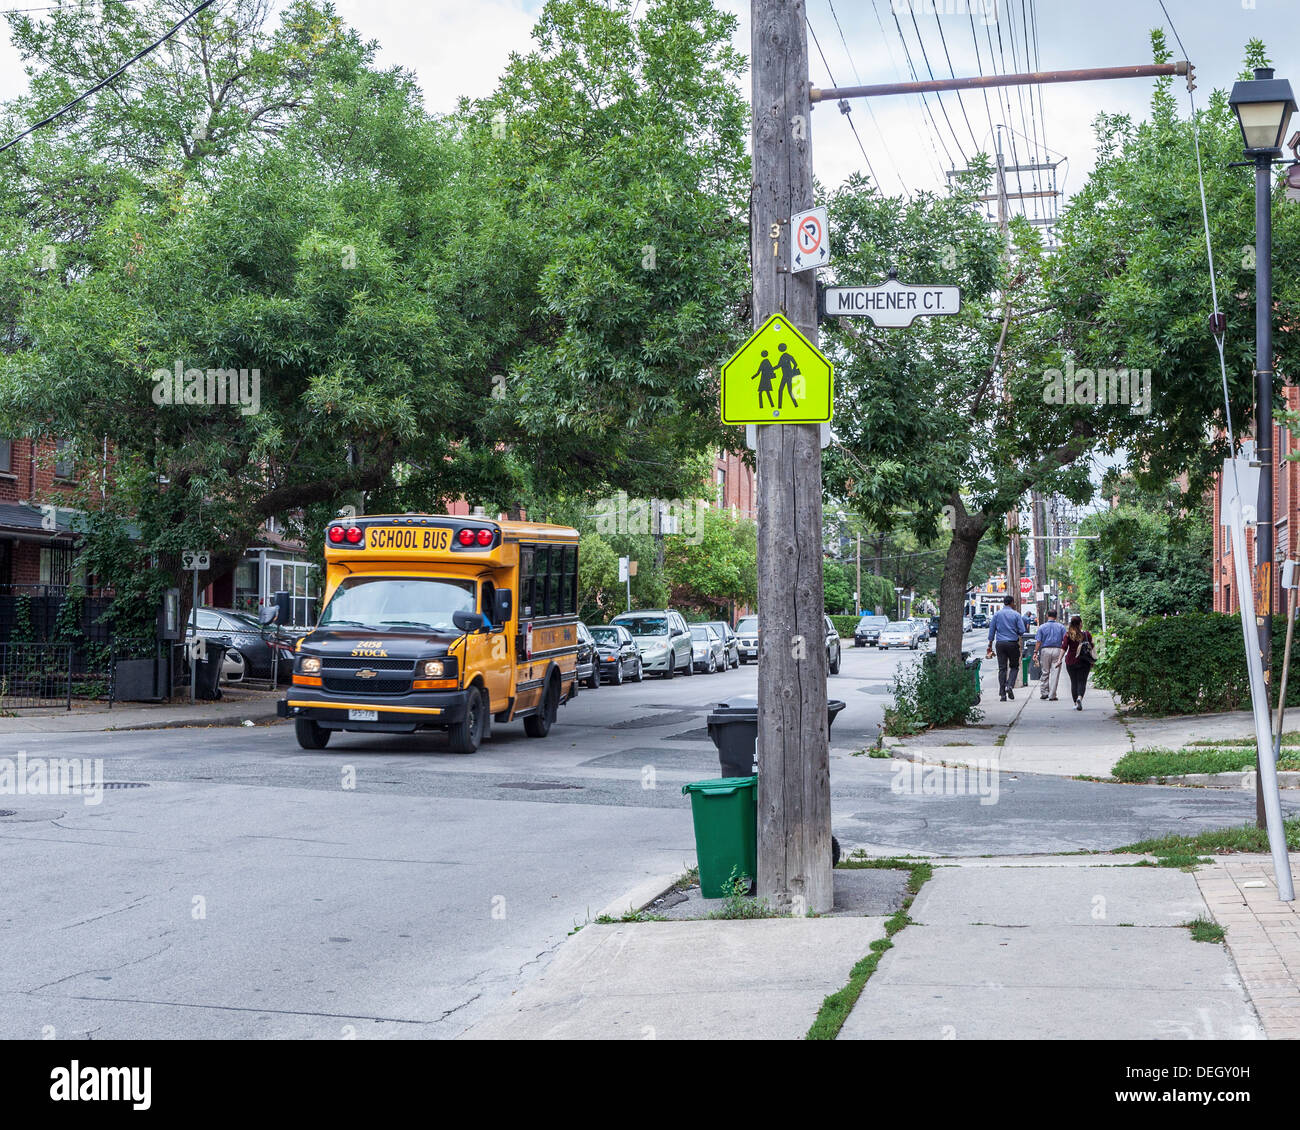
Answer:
[348, 709, 378, 721]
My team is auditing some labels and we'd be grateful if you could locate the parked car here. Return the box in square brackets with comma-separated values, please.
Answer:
[703, 621, 740, 669]
[853, 614, 889, 647]
[823, 614, 842, 674]
[910, 617, 931, 643]
[220, 647, 246, 684]
[590, 624, 643, 685]
[736, 614, 758, 663]
[963, 614, 974, 632]
[878, 620, 923, 650]
[610, 608, 694, 678]
[192, 607, 290, 683]
[972, 612, 988, 629]
[576, 622, 600, 689]
[689, 625, 727, 673]
[928, 615, 941, 635]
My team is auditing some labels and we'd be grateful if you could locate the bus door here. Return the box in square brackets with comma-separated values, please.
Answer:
[470, 576, 512, 714]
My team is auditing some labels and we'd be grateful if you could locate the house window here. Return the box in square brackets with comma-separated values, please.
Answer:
[40, 543, 76, 590]
[53, 439, 75, 480]
[0, 439, 11, 473]
[716, 467, 726, 506]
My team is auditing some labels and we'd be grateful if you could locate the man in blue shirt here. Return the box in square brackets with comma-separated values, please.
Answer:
[986, 595, 1027, 701]
[1034, 608, 1067, 701]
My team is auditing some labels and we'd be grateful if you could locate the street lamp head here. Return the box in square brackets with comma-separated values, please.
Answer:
[1230, 67, 1297, 155]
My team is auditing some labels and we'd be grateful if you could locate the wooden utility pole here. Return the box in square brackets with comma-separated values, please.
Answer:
[751, 0, 831, 915]
[855, 533, 862, 617]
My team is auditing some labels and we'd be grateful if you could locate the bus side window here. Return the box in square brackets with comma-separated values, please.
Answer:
[481, 580, 496, 626]
[535, 545, 552, 616]
[520, 545, 535, 617]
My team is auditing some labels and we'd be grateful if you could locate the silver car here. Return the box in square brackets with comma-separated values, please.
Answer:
[610, 609, 694, 678]
[878, 621, 922, 650]
[689, 625, 727, 673]
[736, 614, 758, 664]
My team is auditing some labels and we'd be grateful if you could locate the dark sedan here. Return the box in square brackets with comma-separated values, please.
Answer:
[193, 607, 293, 683]
[703, 621, 740, 669]
[590, 624, 643, 684]
[576, 622, 601, 689]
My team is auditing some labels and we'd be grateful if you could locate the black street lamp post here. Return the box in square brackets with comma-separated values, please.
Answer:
[1230, 66, 1296, 824]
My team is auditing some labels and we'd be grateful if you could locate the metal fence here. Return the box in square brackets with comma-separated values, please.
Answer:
[0, 643, 73, 709]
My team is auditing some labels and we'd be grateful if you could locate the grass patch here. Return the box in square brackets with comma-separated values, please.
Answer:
[942, 741, 974, 747]
[1116, 817, 1300, 867]
[593, 910, 667, 924]
[1112, 746, 1300, 782]
[805, 860, 933, 1040]
[1184, 917, 1226, 943]
[1187, 731, 1300, 748]
[867, 748, 891, 759]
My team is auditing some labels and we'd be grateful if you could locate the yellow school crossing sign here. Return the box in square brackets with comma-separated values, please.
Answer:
[720, 312, 832, 425]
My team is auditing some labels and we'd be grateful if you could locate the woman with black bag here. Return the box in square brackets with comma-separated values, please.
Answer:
[1063, 615, 1095, 711]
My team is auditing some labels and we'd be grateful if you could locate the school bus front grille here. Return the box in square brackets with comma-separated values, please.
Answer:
[322, 674, 413, 696]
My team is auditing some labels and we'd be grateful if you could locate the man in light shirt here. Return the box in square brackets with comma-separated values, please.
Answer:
[985, 595, 1026, 702]
[1034, 608, 1067, 701]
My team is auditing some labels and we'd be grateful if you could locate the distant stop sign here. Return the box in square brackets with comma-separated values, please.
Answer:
[1020, 578, 1032, 595]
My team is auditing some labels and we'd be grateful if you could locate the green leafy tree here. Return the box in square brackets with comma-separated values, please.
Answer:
[662, 506, 756, 617]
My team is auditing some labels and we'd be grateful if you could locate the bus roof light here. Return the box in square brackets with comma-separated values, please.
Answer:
[476, 529, 493, 546]
[328, 527, 344, 543]
[458, 529, 475, 546]
[345, 527, 362, 544]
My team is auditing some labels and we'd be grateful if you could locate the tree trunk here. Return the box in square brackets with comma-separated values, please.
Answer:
[937, 502, 988, 666]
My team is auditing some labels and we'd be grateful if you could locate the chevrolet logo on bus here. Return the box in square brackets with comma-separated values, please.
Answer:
[367, 526, 452, 552]
[356, 669, 378, 679]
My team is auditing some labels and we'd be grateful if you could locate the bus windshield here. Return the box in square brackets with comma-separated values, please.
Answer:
[318, 576, 476, 633]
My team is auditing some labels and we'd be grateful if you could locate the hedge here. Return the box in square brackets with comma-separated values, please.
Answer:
[829, 614, 861, 638]
[1097, 611, 1300, 716]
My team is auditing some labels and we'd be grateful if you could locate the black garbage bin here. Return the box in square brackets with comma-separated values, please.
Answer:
[705, 696, 847, 865]
[193, 642, 229, 701]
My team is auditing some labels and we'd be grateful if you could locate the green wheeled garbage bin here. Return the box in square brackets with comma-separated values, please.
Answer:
[1021, 637, 1037, 688]
[964, 652, 982, 705]
[682, 776, 757, 898]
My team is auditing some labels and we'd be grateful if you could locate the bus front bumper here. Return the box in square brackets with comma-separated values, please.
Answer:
[278, 689, 470, 732]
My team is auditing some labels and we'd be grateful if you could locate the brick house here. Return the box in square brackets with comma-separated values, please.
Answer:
[1212, 385, 1300, 614]
[0, 436, 86, 594]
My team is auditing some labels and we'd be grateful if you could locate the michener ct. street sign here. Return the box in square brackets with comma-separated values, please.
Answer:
[822, 275, 961, 328]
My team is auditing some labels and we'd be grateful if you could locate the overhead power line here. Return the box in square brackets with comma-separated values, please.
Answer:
[0, 0, 215, 156]
[807, 15, 883, 192]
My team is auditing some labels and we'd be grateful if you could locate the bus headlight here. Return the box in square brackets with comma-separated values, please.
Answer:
[300, 656, 321, 675]
[420, 659, 453, 678]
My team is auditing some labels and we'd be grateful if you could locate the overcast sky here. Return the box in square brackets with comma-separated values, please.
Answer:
[0, 0, 1296, 211]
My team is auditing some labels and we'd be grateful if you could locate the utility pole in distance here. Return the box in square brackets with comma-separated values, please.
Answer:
[751, 0, 832, 914]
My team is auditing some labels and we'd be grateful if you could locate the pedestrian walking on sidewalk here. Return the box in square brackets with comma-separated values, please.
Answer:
[1063, 615, 1095, 711]
[1034, 608, 1067, 701]
[986, 595, 1026, 702]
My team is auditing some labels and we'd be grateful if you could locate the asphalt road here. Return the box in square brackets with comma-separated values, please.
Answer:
[0, 631, 1287, 1038]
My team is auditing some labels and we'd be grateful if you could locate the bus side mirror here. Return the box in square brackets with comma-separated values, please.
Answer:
[493, 589, 513, 625]
[453, 610, 481, 634]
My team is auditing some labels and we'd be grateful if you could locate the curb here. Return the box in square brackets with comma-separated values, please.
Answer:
[592, 871, 688, 922]
[1136, 770, 1300, 789]
[107, 709, 283, 732]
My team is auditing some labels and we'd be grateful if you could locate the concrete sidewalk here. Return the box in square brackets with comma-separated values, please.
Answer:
[886, 654, 1135, 778]
[458, 854, 1286, 1040]
[0, 688, 283, 732]
[840, 860, 1261, 1040]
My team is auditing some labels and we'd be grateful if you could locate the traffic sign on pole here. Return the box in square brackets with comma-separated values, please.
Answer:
[790, 205, 829, 273]
[721, 312, 833, 425]
[1020, 577, 1033, 595]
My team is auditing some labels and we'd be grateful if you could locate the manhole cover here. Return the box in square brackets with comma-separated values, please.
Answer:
[496, 781, 583, 791]
[90, 782, 150, 790]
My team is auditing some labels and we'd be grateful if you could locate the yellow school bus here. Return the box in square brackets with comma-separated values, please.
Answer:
[276, 513, 580, 752]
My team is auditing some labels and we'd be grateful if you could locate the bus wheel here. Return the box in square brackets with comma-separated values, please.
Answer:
[295, 718, 330, 750]
[448, 687, 485, 754]
[524, 675, 559, 737]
